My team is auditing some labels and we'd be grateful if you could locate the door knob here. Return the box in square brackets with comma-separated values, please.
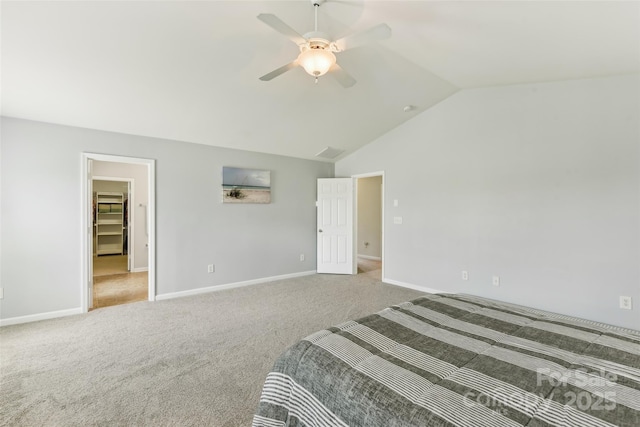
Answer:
[318, 229, 323, 233]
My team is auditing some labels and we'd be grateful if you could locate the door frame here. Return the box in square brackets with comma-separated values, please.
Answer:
[92, 176, 135, 271]
[81, 153, 156, 312]
[352, 171, 385, 280]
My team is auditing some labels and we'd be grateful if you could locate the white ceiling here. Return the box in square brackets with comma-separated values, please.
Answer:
[2, 1, 639, 162]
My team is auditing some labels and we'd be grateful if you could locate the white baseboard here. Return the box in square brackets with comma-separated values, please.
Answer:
[156, 270, 317, 301]
[1, 307, 83, 327]
[357, 254, 382, 261]
[131, 267, 148, 273]
[1, 271, 317, 326]
[382, 278, 445, 295]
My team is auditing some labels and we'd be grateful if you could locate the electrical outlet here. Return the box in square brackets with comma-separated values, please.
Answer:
[208, 264, 215, 273]
[492, 276, 500, 286]
[462, 271, 469, 281]
[299, 254, 305, 262]
[620, 296, 632, 310]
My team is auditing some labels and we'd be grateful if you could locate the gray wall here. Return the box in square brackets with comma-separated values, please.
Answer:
[93, 161, 149, 270]
[357, 176, 382, 258]
[336, 74, 640, 329]
[0, 117, 333, 320]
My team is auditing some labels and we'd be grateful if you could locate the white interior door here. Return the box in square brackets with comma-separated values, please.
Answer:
[317, 178, 356, 274]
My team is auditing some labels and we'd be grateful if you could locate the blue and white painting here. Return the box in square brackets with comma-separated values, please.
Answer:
[222, 167, 271, 204]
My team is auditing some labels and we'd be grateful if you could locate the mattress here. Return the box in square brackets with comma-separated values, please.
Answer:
[253, 293, 640, 427]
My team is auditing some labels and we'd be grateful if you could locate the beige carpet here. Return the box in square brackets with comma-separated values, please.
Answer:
[357, 256, 382, 280]
[93, 255, 128, 276]
[93, 272, 148, 309]
[92, 255, 148, 309]
[0, 273, 425, 426]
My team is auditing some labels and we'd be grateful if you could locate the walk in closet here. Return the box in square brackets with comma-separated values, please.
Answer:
[95, 192, 124, 255]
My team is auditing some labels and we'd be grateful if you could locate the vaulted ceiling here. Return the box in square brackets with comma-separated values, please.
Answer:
[2, 1, 639, 161]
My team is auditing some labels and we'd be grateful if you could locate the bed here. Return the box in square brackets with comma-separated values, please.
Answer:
[252, 293, 640, 427]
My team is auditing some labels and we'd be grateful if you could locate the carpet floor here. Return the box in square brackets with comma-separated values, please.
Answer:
[357, 257, 382, 280]
[92, 272, 148, 309]
[0, 272, 424, 426]
[92, 255, 148, 309]
[93, 255, 128, 277]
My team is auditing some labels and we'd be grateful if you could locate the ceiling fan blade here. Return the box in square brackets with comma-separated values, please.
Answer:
[257, 14, 307, 46]
[329, 63, 356, 88]
[333, 23, 391, 52]
[259, 61, 298, 81]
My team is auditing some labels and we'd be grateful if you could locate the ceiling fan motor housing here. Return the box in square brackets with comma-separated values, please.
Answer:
[301, 31, 331, 50]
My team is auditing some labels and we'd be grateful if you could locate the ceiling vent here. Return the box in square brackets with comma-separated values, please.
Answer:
[315, 146, 344, 159]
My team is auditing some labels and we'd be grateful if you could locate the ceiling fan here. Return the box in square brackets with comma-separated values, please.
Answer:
[258, 0, 391, 88]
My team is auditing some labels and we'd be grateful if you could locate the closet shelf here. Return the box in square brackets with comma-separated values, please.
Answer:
[96, 192, 125, 256]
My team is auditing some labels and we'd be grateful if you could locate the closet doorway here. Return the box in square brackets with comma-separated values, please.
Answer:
[355, 173, 384, 281]
[92, 177, 145, 309]
[81, 154, 156, 313]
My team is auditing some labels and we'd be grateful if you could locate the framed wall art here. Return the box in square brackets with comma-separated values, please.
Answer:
[222, 166, 271, 204]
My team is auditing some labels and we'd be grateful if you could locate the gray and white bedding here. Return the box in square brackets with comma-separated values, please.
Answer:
[253, 293, 640, 427]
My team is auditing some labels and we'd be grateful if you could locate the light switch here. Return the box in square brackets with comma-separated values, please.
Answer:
[393, 199, 398, 207]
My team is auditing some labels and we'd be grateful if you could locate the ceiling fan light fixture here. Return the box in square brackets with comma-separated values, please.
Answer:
[297, 47, 336, 77]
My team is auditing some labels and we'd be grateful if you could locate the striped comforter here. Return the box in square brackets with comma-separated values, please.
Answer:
[253, 294, 640, 427]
